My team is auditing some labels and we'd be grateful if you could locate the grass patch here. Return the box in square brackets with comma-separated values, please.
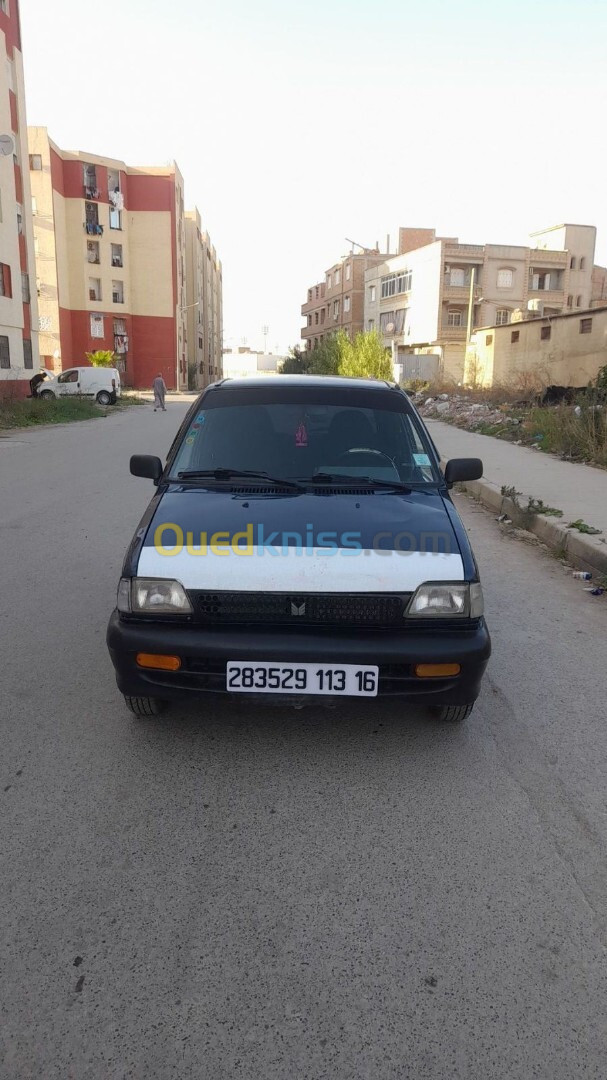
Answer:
[1, 397, 111, 430]
[567, 519, 602, 535]
[520, 406, 607, 466]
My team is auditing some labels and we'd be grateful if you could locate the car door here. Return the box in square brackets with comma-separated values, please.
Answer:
[56, 369, 81, 397]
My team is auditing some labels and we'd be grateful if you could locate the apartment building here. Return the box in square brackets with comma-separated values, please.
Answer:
[301, 248, 387, 350]
[0, 0, 39, 398]
[185, 210, 223, 389]
[28, 127, 189, 390]
[364, 224, 601, 383]
[468, 306, 607, 389]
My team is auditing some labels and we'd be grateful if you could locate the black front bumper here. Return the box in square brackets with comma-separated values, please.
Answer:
[107, 611, 491, 705]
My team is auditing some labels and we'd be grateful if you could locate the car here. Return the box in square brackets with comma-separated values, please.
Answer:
[107, 376, 491, 721]
[39, 366, 121, 406]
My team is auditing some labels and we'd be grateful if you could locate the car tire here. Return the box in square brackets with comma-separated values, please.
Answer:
[431, 703, 474, 723]
[39, 390, 55, 401]
[123, 695, 168, 718]
[96, 390, 112, 406]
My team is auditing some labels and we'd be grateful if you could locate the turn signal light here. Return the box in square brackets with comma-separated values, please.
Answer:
[415, 663, 461, 678]
[136, 653, 181, 671]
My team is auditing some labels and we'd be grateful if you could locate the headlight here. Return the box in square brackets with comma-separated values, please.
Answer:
[407, 582, 484, 618]
[120, 578, 193, 614]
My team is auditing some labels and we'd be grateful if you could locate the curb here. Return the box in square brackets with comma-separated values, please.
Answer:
[454, 475, 607, 578]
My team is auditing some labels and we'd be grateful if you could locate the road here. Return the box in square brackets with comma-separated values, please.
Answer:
[1, 402, 606, 1080]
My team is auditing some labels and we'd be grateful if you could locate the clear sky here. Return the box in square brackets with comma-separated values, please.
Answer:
[20, 0, 607, 354]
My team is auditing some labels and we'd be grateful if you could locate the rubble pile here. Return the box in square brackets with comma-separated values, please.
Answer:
[416, 393, 522, 431]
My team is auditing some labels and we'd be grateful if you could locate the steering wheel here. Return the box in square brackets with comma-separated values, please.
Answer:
[335, 448, 396, 468]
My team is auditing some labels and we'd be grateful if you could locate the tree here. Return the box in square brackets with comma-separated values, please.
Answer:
[280, 346, 312, 375]
[86, 349, 116, 368]
[306, 329, 393, 379]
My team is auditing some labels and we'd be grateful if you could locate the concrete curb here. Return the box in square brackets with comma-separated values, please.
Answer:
[454, 475, 607, 578]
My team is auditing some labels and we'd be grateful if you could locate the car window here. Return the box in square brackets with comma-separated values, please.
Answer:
[169, 393, 440, 485]
[58, 370, 79, 384]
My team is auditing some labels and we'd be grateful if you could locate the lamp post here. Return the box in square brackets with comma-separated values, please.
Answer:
[466, 267, 476, 343]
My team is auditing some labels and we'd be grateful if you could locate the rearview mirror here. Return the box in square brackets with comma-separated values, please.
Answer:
[130, 454, 163, 481]
[444, 458, 483, 486]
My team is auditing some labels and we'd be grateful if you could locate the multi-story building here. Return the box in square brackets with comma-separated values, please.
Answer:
[0, 0, 39, 398]
[364, 224, 601, 383]
[185, 210, 223, 388]
[28, 127, 190, 390]
[301, 248, 387, 350]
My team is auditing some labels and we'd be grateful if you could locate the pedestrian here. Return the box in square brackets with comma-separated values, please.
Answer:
[153, 372, 167, 412]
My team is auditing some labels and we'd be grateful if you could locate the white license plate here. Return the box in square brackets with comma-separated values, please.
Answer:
[226, 661, 379, 697]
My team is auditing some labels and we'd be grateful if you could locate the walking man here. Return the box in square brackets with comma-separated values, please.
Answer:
[153, 372, 167, 412]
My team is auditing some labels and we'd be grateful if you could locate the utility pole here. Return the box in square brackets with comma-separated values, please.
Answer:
[262, 325, 269, 353]
[466, 267, 476, 343]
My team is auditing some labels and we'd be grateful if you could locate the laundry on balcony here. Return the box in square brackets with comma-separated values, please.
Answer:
[110, 190, 125, 211]
[114, 335, 129, 354]
[85, 222, 104, 235]
[85, 187, 100, 199]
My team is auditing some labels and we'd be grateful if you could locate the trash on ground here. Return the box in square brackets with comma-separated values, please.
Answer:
[573, 571, 592, 580]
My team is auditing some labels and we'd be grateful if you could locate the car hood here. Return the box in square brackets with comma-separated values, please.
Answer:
[136, 488, 464, 593]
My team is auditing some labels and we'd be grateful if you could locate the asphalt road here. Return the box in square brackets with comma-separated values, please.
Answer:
[1, 401, 606, 1080]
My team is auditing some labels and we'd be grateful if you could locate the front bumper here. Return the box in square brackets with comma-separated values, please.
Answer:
[107, 611, 491, 705]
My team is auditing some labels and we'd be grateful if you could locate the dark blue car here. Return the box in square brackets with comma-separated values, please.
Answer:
[107, 376, 490, 721]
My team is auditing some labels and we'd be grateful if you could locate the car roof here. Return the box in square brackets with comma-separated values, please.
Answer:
[210, 375, 401, 391]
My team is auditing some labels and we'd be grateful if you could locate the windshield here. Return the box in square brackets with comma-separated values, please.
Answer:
[169, 391, 439, 485]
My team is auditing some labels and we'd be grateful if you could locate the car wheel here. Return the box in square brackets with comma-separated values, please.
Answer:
[431, 703, 474, 723]
[123, 695, 168, 718]
[96, 390, 112, 406]
[39, 390, 55, 401]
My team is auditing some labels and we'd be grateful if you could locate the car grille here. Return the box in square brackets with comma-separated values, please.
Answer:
[189, 591, 411, 627]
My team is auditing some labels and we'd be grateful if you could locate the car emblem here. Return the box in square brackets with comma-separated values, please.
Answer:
[290, 601, 306, 617]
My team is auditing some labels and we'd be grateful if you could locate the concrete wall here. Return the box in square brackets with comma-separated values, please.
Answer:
[469, 307, 607, 389]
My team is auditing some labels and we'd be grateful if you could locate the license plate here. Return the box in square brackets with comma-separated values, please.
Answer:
[226, 661, 379, 697]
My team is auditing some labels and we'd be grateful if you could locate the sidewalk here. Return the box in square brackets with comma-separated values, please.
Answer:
[427, 420, 607, 576]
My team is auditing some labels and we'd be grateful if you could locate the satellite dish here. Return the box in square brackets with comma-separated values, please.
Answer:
[0, 134, 15, 157]
[386, 322, 395, 333]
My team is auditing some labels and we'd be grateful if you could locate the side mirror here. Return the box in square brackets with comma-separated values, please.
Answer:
[444, 458, 483, 486]
[130, 454, 163, 481]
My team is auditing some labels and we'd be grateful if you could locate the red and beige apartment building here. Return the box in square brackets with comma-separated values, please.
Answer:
[301, 248, 388, 350]
[0, 0, 39, 398]
[28, 129, 222, 391]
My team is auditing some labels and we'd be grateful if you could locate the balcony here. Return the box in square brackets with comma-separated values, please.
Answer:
[440, 323, 468, 339]
[444, 243, 484, 258]
[529, 249, 568, 266]
[527, 289, 565, 304]
[442, 282, 483, 302]
[84, 185, 100, 200]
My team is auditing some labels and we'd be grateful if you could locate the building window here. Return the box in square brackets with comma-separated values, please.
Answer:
[580, 257, 586, 270]
[497, 268, 513, 288]
[111, 243, 123, 267]
[576, 294, 582, 306]
[90, 314, 104, 338]
[344, 296, 351, 313]
[485, 334, 493, 345]
[447, 310, 463, 327]
[21, 272, 30, 303]
[381, 270, 412, 298]
[511, 330, 520, 343]
[114, 318, 127, 336]
[580, 318, 593, 334]
[314, 311, 319, 325]
[0, 335, 10, 368]
[320, 309, 325, 324]
[368, 319, 375, 330]
[567, 294, 573, 308]
[327, 274, 332, 289]
[112, 280, 124, 304]
[530, 270, 552, 291]
[16, 205, 23, 235]
[315, 286, 319, 298]
[495, 309, 510, 325]
[29, 153, 42, 171]
[109, 207, 122, 230]
[541, 325, 551, 341]
[369, 285, 376, 303]
[449, 268, 465, 286]
[335, 269, 341, 286]
[570, 256, 576, 270]
[88, 277, 102, 301]
[0, 263, 12, 297]
[23, 340, 33, 369]
[333, 300, 340, 319]
[87, 241, 100, 265]
[346, 263, 351, 281]
[307, 289, 312, 302]
[307, 314, 312, 327]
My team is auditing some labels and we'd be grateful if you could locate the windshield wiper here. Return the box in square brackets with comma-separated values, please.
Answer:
[302, 472, 413, 492]
[176, 468, 304, 491]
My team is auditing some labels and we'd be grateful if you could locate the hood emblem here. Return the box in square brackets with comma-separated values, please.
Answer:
[290, 601, 306, 617]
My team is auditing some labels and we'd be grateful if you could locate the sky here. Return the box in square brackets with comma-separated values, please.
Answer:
[20, 0, 607, 355]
